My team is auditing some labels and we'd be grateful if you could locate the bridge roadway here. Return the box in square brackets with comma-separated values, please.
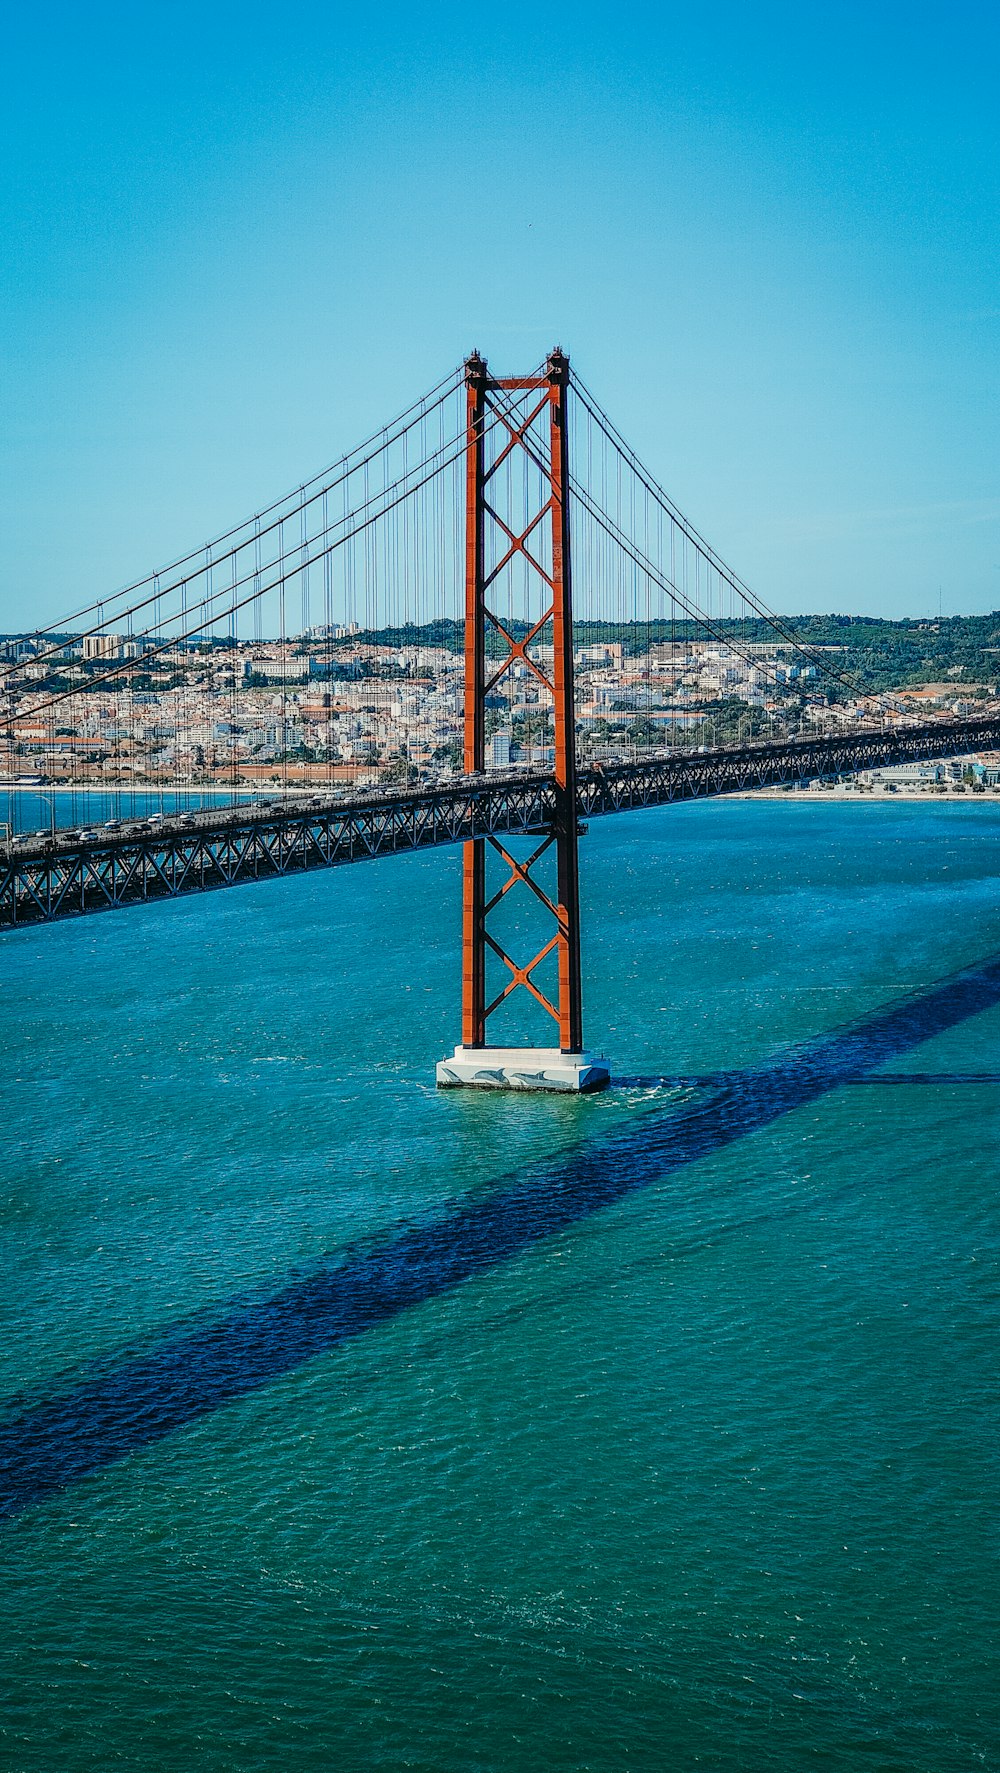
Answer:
[3, 715, 1000, 929]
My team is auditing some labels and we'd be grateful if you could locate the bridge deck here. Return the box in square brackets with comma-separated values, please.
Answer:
[3, 718, 998, 929]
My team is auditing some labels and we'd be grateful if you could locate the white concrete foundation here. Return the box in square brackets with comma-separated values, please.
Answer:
[436, 1046, 611, 1094]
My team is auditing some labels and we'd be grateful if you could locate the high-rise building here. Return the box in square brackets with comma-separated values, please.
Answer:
[490, 730, 512, 769]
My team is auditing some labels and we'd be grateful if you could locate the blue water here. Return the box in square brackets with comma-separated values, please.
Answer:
[1, 787, 263, 837]
[2, 800, 999, 1770]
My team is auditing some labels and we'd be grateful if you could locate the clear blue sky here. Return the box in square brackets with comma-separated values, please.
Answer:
[1, 0, 997, 629]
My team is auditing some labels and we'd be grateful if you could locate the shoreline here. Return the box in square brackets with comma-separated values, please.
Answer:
[5, 778, 999, 813]
[731, 787, 999, 802]
[0, 783, 279, 797]
[2, 782, 995, 806]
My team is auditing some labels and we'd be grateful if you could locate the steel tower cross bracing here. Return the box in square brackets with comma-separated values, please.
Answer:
[439, 350, 609, 1093]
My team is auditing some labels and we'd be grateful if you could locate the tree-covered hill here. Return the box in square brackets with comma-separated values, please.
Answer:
[318, 612, 1000, 696]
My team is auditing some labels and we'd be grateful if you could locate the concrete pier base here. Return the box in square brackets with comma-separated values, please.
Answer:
[436, 1046, 611, 1094]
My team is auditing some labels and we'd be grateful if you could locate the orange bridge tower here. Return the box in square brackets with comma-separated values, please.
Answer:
[437, 350, 610, 1093]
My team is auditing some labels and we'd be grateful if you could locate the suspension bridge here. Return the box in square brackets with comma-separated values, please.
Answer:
[2, 351, 994, 1088]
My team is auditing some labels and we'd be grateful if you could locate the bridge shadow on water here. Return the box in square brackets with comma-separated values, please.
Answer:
[4, 954, 1000, 1522]
[618, 1070, 1000, 1089]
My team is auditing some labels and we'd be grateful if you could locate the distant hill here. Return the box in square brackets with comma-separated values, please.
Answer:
[317, 612, 1000, 698]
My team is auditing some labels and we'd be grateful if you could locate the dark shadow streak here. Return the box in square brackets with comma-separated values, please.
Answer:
[842, 1073, 1000, 1085]
[618, 1072, 1000, 1088]
[5, 955, 1000, 1522]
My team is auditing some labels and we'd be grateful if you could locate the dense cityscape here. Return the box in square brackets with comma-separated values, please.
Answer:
[4, 615, 1000, 792]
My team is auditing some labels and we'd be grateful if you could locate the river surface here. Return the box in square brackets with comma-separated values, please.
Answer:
[1, 786, 262, 838]
[1, 800, 998, 1771]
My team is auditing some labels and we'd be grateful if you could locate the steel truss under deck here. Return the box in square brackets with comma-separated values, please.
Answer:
[3, 716, 1000, 930]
